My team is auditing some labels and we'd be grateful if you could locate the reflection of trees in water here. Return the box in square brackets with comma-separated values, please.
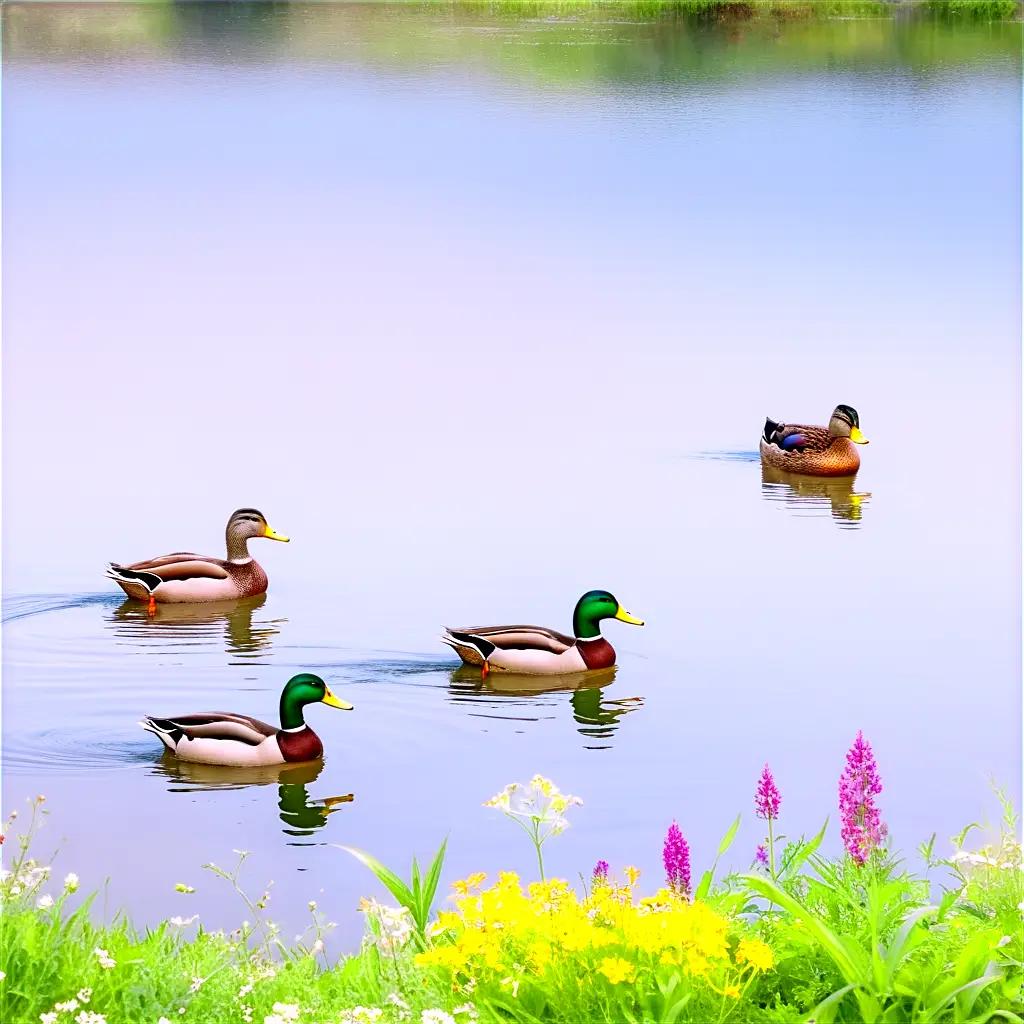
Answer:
[152, 757, 352, 836]
[109, 594, 283, 659]
[760, 464, 871, 526]
[449, 665, 643, 747]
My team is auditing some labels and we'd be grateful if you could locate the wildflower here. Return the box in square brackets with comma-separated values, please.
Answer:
[77, 989, 92, 1004]
[755, 845, 769, 868]
[310, 938, 324, 956]
[452, 873, 487, 895]
[64, 873, 80, 893]
[663, 821, 691, 897]
[36, 894, 54, 909]
[598, 956, 636, 984]
[158, 1019, 173, 1024]
[55, 999, 80, 1013]
[74, 1013, 107, 1024]
[265, 1005, 300, 1024]
[174, 883, 195, 894]
[40, 1015, 58, 1024]
[421, 1013, 457, 1024]
[169, 915, 199, 927]
[93, 947, 116, 970]
[484, 776, 582, 835]
[189, 977, 204, 993]
[452, 1005, 478, 1021]
[736, 937, 774, 972]
[592, 860, 609, 882]
[755, 764, 781, 820]
[359, 898, 413, 955]
[839, 731, 886, 865]
[722, 984, 741, 999]
[624, 865, 640, 886]
[307, 900, 317, 911]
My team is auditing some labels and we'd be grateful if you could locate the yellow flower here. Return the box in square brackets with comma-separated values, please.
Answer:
[452, 873, 487, 896]
[736, 938, 774, 972]
[722, 983, 741, 999]
[624, 866, 640, 887]
[598, 956, 636, 985]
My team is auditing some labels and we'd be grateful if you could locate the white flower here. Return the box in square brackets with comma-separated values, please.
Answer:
[421, 1012, 457, 1024]
[36, 894, 54, 909]
[40, 1014, 57, 1024]
[74, 1013, 107, 1024]
[358, 899, 413, 955]
[174, 883, 195, 894]
[237, 982, 254, 999]
[266, 1004, 299, 1023]
[310, 939, 324, 956]
[158, 1018, 173, 1024]
[64, 873, 80, 893]
[452, 1006, 477, 1022]
[307, 900, 317, 911]
[55, 1000, 80, 1013]
[93, 947, 116, 970]
[484, 776, 581, 837]
[189, 977, 204, 993]
[77, 989, 92, 1004]
[169, 915, 199, 928]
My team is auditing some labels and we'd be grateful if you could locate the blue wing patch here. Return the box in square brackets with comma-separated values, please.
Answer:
[781, 433, 806, 451]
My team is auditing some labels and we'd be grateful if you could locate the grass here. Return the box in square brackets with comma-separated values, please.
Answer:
[2, 759, 1022, 1024]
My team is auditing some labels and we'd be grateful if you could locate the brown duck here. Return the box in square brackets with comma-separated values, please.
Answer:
[106, 508, 289, 610]
[760, 404, 868, 477]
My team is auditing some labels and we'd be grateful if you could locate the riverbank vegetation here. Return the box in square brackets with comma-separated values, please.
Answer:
[3, 734, 1021, 1024]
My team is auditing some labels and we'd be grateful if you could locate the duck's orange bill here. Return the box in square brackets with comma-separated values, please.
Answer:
[615, 607, 644, 626]
[263, 525, 290, 542]
[850, 427, 869, 445]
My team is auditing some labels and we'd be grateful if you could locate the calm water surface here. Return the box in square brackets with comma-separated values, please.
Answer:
[2, 4, 1020, 947]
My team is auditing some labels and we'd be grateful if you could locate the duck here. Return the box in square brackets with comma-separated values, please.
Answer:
[140, 672, 353, 767]
[106, 508, 289, 611]
[760, 404, 868, 477]
[442, 590, 643, 677]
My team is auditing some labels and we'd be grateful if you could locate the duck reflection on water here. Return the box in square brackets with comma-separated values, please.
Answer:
[449, 665, 643, 747]
[760, 463, 871, 526]
[109, 593, 283, 658]
[151, 757, 353, 836]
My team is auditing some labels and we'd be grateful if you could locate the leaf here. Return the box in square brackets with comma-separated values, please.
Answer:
[803, 983, 858, 1024]
[740, 872, 866, 985]
[335, 845, 415, 914]
[694, 869, 715, 902]
[717, 814, 742, 857]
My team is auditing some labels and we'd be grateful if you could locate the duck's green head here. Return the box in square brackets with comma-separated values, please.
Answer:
[279, 673, 353, 730]
[572, 590, 644, 639]
[829, 405, 869, 444]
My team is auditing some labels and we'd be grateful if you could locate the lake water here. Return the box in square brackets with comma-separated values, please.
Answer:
[2, 3, 1020, 949]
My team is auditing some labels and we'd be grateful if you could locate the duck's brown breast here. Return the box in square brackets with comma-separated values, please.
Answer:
[576, 636, 616, 670]
[228, 560, 269, 597]
[276, 727, 324, 763]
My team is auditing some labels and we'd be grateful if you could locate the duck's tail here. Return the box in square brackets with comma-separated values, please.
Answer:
[763, 417, 782, 444]
[441, 628, 496, 666]
[139, 716, 182, 753]
[106, 563, 162, 595]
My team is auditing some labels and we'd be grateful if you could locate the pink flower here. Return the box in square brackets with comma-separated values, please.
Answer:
[755, 844, 769, 869]
[755, 764, 781, 820]
[663, 821, 691, 897]
[839, 731, 887, 865]
[592, 860, 609, 882]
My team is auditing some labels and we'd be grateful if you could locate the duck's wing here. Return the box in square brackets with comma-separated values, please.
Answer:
[443, 625, 574, 664]
[141, 712, 275, 747]
[765, 421, 831, 453]
[107, 554, 230, 592]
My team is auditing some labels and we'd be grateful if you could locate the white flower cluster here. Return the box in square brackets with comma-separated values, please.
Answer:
[358, 898, 414, 956]
[484, 775, 582, 836]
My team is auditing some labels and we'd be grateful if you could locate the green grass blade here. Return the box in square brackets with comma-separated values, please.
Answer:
[335, 845, 415, 912]
[717, 814, 742, 857]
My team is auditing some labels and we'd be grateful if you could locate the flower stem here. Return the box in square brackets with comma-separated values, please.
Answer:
[768, 816, 776, 880]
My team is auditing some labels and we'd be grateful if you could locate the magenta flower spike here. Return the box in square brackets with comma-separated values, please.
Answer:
[592, 859, 609, 882]
[839, 730, 886, 865]
[755, 763, 781, 820]
[755, 844, 769, 869]
[663, 821, 691, 897]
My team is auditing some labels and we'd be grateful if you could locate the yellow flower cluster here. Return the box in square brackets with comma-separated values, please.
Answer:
[415, 872, 774, 998]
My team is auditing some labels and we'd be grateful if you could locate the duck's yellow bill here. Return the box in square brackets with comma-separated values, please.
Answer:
[263, 525, 290, 542]
[615, 607, 645, 626]
[850, 427, 869, 445]
[322, 687, 354, 711]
